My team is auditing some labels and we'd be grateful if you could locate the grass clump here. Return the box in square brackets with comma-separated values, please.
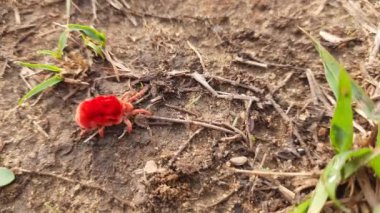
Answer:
[16, 24, 106, 105]
[292, 29, 380, 212]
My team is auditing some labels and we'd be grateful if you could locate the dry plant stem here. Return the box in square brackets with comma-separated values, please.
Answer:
[265, 94, 313, 164]
[324, 193, 363, 207]
[91, 0, 98, 21]
[13, 167, 136, 209]
[187, 41, 207, 72]
[245, 98, 254, 148]
[271, 71, 294, 94]
[191, 72, 259, 102]
[19, 73, 32, 89]
[250, 151, 267, 193]
[146, 115, 234, 134]
[305, 69, 331, 108]
[204, 74, 264, 94]
[233, 168, 321, 177]
[314, 0, 328, 15]
[164, 103, 199, 116]
[369, 29, 380, 64]
[357, 169, 378, 209]
[26, 115, 49, 139]
[220, 122, 249, 144]
[206, 184, 243, 208]
[83, 131, 99, 143]
[220, 134, 242, 142]
[234, 56, 268, 68]
[0, 59, 8, 78]
[168, 127, 204, 167]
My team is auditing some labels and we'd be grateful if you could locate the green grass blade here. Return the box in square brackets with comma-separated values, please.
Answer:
[37, 50, 56, 57]
[0, 167, 15, 187]
[307, 149, 372, 212]
[56, 30, 69, 58]
[330, 68, 353, 153]
[85, 40, 104, 58]
[17, 62, 62, 72]
[68, 24, 106, 46]
[307, 178, 329, 213]
[18, 74, 63, 105]
[292, 198, 311, 213]
[300, 28, 377, 120]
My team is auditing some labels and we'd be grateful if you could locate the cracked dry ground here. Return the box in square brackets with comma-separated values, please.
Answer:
[1, 0, 378, 212]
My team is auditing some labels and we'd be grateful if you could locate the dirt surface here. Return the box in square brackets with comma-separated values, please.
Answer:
[1, 0, 379, 212]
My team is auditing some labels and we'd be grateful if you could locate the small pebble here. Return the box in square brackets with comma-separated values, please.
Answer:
[229, 156, 248, 166]
[144, 160, 158, 174]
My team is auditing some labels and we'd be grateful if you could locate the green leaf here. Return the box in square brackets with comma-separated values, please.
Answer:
[0, 167, 15, 187]
[37, 50, 56, 57]
[85, 39, 104, 58]
[17, 62, 62, 72]
[330, 68, 353, 153]
[68, 24, 106, 46]
[292, 198, 311, 213]
[18, 74, 63, 105]
[308, 178, 329, 213]
[56, 30, 69, 58]
[300, 28, 378, 120]
[309, 149, 373, 212]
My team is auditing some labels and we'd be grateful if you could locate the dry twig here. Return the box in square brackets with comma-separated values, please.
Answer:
[187, 41, 207, 72]
[233, 168, 321, 177]
[145, 115, 234, 134]
[168, 127, 204, 167]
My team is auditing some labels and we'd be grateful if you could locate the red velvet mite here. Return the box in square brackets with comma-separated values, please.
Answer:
[75, 86, 151, 138]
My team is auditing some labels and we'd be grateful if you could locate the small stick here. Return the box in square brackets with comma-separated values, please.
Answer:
[91, 0, 98, 21]
[0, 59, 8, 78]
[271, 71, 294, 94]
[187, 41, 207, 72]
[164, 103, 199, 116]
[234, 56, 268, 68]
[204, 74, 264, 94]
[19, 73, 33, 89]
[168, 127, 204, 167]
[245, 98, 254, 148]
[145, 115, 234, 134]
[369, 29, 380, 64]
[265, 94, 313, 164]
[13, 7, 21, 25]
[83, 131, 98, 143]
[220, 134, 242, 142]
[220, 122, 249, 144]
[13, 167, 135, 209]
[206, 183, 243, 208]
[233, 168, 321, 177]
[250, 151, 268, 193]
[27, 115, 49, 139]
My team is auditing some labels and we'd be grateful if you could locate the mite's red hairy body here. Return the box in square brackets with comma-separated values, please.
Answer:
[75, 95, 124, 129]
[75, 86, 151, 138]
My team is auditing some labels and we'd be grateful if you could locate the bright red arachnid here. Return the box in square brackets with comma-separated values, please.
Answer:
[75, 86, 151, 138]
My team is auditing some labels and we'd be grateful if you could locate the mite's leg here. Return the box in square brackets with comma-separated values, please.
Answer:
[127, 85, 150, 103]
[97, 126, 105, 138]
[124, 118, 133, 133]
[121, 91, 136, 102]
[79, 129, 90, 137]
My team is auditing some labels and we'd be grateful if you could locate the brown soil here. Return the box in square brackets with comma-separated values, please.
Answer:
[1, 0, 378, 212]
